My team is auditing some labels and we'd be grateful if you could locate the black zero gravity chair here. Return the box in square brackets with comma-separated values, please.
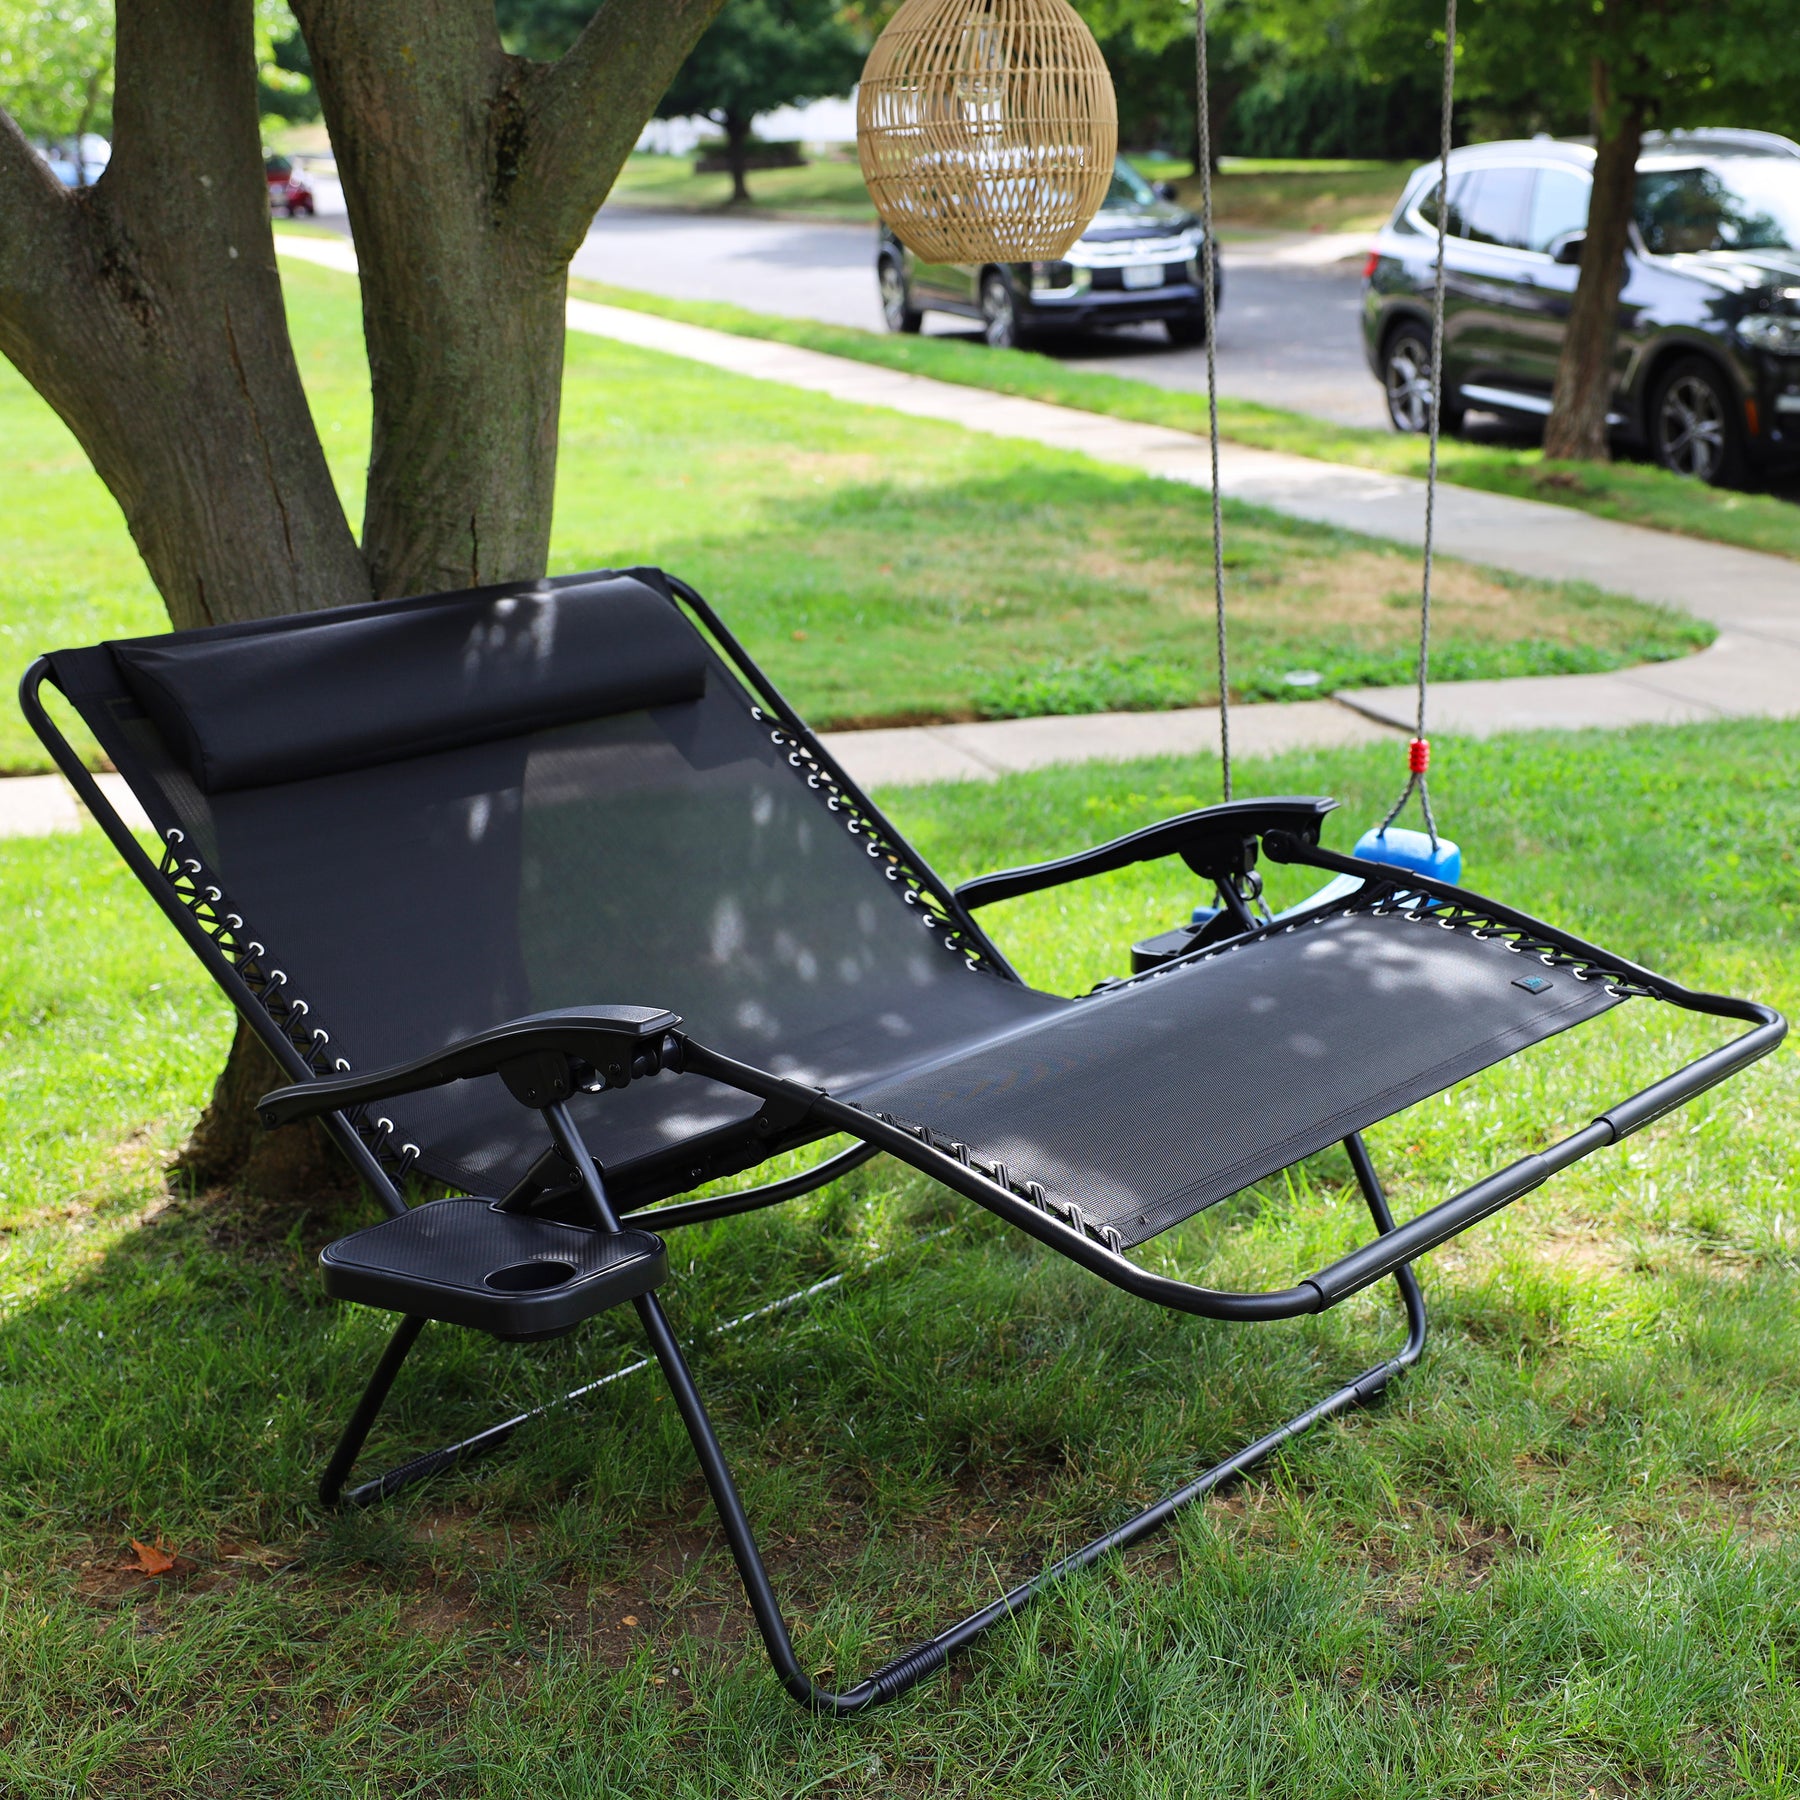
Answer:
[25, 568, 1783, 1712]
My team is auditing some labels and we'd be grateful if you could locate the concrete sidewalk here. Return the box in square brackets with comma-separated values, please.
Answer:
[273, 234, 1800, 735]
[8, 235, 1791, 840]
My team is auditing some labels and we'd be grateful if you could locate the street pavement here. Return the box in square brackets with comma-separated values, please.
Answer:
[573, 206, 1392, 430]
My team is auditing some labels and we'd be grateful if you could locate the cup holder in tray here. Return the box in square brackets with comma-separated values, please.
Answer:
[321, 1199, 666, 1338]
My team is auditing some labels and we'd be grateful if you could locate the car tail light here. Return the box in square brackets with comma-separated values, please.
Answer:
[1362, 251, 1380, 280]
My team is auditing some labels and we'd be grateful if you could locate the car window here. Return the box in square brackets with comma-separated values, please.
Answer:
[1415, 171, 1471, 236]
[1456, 167, 1533, 248]
[1415, 167, 1531, 246]
[1636, 162, 1800, 253]
[1525, 167, 1590, 252]
[1102, 157, 1157, 210]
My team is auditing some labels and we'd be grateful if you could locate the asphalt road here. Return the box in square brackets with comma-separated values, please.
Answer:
[571, 207, 1392, 430]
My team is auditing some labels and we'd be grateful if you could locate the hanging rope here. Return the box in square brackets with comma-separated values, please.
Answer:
[1379, 0, 1456, 846]
[1194, 0, 1230, 801]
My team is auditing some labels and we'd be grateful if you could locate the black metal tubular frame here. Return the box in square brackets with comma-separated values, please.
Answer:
[624, 1139, 880, 1232]
[19, 660, 409, 1216]
[27, 586, 1786, 1713]
[318, 1106, 1429, 1708]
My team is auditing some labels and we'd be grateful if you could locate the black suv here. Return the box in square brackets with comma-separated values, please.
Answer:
[877, 157, 1219, 349]
[1362, 129, 1800, 483]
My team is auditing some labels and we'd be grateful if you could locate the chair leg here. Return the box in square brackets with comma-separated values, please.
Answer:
[318, 1127, 1428, 1710]
[318, 1311, 652, 1510]
[320, 1314, 428, 1508]
[637, 1133, 1429, 1712]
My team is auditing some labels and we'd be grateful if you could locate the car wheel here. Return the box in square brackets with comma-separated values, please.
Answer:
[878, 256, 922, 334]
[1382, 324, 1461, 434]
[1164, 312, 1209, 347]
[1649, 355, 1743, 485]
[980, 271, 1023, 349]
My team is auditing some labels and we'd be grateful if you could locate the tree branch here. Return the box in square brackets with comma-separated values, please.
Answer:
[513, 0, 729, 260]
[0, 107, 86, 333]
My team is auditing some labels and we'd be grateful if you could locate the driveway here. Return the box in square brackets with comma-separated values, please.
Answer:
[571, 206, 1391, 430]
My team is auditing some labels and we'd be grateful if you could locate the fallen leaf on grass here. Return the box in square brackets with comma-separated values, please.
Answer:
[129, 1538, 176, 1576]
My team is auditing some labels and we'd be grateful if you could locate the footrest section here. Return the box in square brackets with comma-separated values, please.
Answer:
[321, 1201, 666, 1340]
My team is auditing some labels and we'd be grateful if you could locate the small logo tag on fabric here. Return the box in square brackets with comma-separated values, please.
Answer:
[1512, 975, 1553, 994]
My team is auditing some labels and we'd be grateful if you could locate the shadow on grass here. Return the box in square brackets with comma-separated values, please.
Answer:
[4, 1115, 1798, 1791]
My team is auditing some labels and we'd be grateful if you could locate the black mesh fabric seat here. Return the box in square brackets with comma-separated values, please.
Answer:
[846, 906, 1620, 1248]
[28, 562, 1780, 1714]
[39, 566, 1616, 1231]
[43, 570, 1064, 1208]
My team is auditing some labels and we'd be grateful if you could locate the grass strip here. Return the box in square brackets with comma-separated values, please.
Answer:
[569, 276, 1800, 564]
[1, 720, 1795, 1791]
[3, 257, 1702, 774]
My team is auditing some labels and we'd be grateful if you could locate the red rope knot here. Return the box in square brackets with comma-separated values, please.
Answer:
[1408, 737, 1431, 775]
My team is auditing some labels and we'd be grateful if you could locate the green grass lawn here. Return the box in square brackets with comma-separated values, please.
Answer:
[570, 278, 1800, 565]
[1150, 156, 1413, 234]
[1, 720, 1796, 1794]
[0, 257, 1702, 773]
[608, 149, 880, 221]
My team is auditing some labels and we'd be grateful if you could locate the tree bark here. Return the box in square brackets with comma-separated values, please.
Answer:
[0, 0, 369, 629]
[290, 0, 727, 598]
[1543, 66, 1643, 463]
[723, 111, 753, 203]
[1, 0, 729, 1203]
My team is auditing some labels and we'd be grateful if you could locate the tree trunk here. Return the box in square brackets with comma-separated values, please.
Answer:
[174, 1018, 362, 1201]
[1543, 67, 1643, 463]
[0, 1, 370, 630]
[2, 0, 729, 1204]
[723, 111, 753, 204]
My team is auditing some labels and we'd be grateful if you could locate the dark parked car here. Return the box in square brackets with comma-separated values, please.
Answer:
[877, 157, 1220, 349]
[1362, 129, 1800, 483]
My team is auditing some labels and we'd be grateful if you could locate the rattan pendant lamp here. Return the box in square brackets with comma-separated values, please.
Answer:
[856, 0, 1118, 263]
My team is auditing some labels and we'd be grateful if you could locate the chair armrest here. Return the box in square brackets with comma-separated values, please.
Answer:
[257, 1005, 683, 1129]
[954, 796, 1338, 911]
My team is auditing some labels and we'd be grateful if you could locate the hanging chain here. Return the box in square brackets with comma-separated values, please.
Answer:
[1194, 0, 1229, 802]
[1379, 0, 1456, 846]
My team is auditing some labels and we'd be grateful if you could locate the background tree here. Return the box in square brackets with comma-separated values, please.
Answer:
[653, 0, 864, 203]
[1303, 0, 1800, 464]
[0, 1, 115, 165]
[1472, 0, 1800, 463]
[0, 0, 729, 1192]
